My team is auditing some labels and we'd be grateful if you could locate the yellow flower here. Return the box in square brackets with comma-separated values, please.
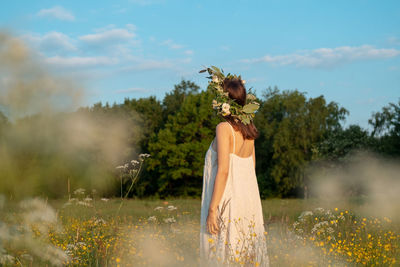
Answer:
[116, 258, 121, 263]
[208, 238, 214, 244]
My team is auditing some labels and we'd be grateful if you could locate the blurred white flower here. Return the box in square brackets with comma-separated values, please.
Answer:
[131, 160, 139, 165]
[101, 198, 109, 202]
[167, 205, 177, 211]
[0, 254, 15, 265]
[139, 153, 150, 159]
[163, 217, 176, 223]
[154, 206, 163, 211]
[73, 188, 85, 195]
[212, 99, 219, 109]
[148, 216, 157, 222]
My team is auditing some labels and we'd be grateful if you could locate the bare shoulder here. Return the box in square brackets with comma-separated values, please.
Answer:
[216, 121, 231, 133]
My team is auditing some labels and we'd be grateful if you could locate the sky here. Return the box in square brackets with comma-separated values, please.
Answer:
[0, 0, 399, 129]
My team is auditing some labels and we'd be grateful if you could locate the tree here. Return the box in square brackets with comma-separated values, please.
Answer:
[314, 124, 374, 162]
[254, 86, 348, 198]
[146, 87, 220, 197]
[121, 96, 164, 151]
[162, 80, 200, 120]
[368, 99, 400, 156]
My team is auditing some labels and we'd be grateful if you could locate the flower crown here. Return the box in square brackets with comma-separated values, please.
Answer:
[199, 66, 260, 125]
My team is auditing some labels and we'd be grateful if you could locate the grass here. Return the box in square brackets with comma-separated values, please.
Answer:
[1, 196, 399, 266]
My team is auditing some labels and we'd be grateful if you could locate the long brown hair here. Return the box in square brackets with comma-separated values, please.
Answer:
[222, 77, 259, 140]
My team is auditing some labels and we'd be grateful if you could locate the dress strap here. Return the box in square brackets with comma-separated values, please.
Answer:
[227, 122, 235, 153]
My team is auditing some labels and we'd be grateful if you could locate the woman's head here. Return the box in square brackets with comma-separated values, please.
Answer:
[222, 77, 259, 140]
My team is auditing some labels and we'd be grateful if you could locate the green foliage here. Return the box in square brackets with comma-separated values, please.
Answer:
[254, 86, 348, 198]
[146, 88, 220, 197]
[1, 77, 399, 200]
[162, 79, 200, 121]
[314, 124, 375, 162]
[368, 99, 400, 156]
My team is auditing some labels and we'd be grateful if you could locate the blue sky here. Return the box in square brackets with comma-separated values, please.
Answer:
[1, 0, 399, 129]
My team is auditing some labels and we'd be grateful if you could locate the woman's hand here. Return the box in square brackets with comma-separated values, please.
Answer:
[206, 209, 219, 235]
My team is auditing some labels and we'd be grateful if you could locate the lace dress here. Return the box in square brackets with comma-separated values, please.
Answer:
[200, 122, 270, 266]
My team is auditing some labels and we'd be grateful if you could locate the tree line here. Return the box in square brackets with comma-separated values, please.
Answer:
[0, 80, 399, 199]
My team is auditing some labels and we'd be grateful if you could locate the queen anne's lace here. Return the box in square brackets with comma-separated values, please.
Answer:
[199, 66, 260, 125]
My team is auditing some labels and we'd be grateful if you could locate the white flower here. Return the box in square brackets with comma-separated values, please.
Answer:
[212, 99, 219, 109]
[298, 211, 313, 219]
[167, 205, 177, 211]
[163, 217, 176, 223]
[314, 207, 325, 213]
[212, 75, 219, 83]
[73, 188, 85, 195]
[154, 206, 163, 211]
[94, 218, 106, 225]
[101, 198, 109, 202]
[221, 103, 231, 116]
[148, 216, 157, 222]
[139, 153, 151, 160]
[131, 160, 140, 165]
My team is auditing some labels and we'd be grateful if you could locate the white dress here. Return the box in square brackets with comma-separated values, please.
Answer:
[200, 122, 270, 266]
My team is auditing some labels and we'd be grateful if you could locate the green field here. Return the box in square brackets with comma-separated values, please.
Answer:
[1, 195, 399, 266]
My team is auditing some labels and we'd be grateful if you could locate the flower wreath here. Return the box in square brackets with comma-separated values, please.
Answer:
[199, 66, 260, 125]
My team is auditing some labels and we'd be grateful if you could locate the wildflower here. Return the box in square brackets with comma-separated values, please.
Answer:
[148, 216, 156, 222]
[101, 198, 109, 202]
[131, 160, 140, 165]
[163, 217, 176, 223]
[139, 153, 151, 160]
[167, 205, 177, 211]
[154, 206, 163, 211]
[73, 188, 85, 195]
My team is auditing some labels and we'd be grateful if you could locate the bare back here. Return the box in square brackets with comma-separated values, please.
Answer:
[211, 122, 254, 158]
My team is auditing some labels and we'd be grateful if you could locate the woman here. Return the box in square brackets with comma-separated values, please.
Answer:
[199, 67, 270, 266]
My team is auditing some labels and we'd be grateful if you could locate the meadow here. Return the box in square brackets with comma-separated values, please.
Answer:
[1, 192, 399, 266]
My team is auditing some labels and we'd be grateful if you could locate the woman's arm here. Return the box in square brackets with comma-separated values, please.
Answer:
[206, 122, 231, 235]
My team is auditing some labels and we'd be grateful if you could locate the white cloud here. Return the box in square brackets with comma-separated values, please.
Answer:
[23, 32, 77, 52]
[37, 6, 75, 21]
[184, 50, 194, 55]
[243, 45, 400, 69]
[80, 28, 135, 44]
[161, 39, 184, 50]
[45, 56, 118, 68]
